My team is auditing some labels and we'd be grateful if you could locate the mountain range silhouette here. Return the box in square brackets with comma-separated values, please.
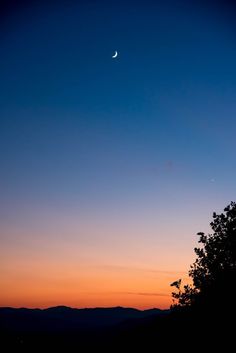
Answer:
[0, 305, 168, 331]
[0, 304, 233, 350]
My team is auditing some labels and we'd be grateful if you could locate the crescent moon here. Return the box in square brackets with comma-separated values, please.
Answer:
[112, 51, 118, 58]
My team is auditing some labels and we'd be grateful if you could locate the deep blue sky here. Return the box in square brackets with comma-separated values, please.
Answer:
[0, 0, 236, 307]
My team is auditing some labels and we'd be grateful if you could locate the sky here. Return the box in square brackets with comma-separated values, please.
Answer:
[0, 0, 236, 309]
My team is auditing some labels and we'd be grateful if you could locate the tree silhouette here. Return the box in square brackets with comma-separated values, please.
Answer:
[171, 201, 236, 310]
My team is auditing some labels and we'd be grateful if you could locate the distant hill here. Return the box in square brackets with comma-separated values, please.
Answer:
[2, 305, 230, 350]
[0, 306, 169, 332]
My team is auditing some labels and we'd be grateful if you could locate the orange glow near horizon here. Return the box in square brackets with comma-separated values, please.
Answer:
[0, 208, 195, 310]
[0, 268, 185, 309]
[0, 247, 189, 309]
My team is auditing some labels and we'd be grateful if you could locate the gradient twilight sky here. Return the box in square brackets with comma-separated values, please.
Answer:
[0, 0, 236, 309]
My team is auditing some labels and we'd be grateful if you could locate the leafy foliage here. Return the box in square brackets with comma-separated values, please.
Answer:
[171, 201, 236, 308]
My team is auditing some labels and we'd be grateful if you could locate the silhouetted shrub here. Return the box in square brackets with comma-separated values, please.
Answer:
[171, 201, 236, 311]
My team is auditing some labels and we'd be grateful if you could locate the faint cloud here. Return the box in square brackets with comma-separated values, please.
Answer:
[98, 264, 187, 276]
[149, 160, 176, 176]
[164, 160, 174, 172]
[125, 292, 169, 297]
